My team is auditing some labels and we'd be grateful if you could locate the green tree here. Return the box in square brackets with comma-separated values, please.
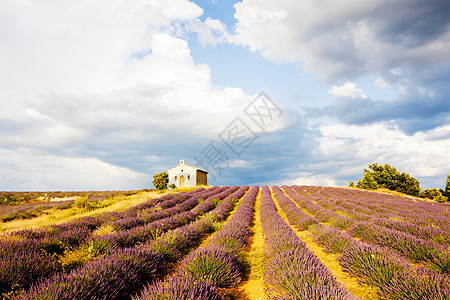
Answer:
[395, 172, 421, 196]
[355, 163, 420, 196]
[440, 175, 450, 199]
[368, 163, 399, 191]
[420, 188, 448, 203]
[446, 175, 450, 192]
[152, 172, 169, 190]
[357, 171, 379, 190]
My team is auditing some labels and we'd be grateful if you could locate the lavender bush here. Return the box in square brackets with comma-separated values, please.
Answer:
[260, 186, 356, 300]
[134, 276, 223, 300]
[15, 248, 166, 300]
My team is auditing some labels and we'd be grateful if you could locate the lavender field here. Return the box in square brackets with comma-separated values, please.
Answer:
[1, 186, 449, 299]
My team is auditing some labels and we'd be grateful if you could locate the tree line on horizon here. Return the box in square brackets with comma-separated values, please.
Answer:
[350, 163, 450, 202]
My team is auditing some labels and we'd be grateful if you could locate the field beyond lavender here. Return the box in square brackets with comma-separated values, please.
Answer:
[1, 186, 449, 300]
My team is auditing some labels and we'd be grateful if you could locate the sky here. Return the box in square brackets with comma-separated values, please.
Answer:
[1, 0, 449, 191]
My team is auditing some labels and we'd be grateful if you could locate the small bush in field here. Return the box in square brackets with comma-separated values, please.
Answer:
[1, 213, 20, 222]
[59, 239, 114, 271]
[430, 250, 450, 274]
[211, 198, 221, 207]
[56, 203, 72, 210]
[74, 197, 92, 210]
[153, 172, 168, 190]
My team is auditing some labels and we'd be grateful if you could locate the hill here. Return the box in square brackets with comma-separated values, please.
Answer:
[1, 186, 449, 299]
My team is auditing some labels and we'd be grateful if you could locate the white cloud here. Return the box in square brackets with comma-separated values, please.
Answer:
[231, 0, 450, 82]
[0, 0, 203, 94]
[316, 123, 450, 187]
[374, 76, 389, 88]
[189, 17, 228, 47]
[228, 159, 251, 168]
[278, 122, 450, 189]
[329, 82, 367, 99]
[0, 1, 297, 190]
[0, 149, 147, 191]
[283, 174, 338, 187]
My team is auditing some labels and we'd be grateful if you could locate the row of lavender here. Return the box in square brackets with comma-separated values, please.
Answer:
[0, 187, 214, 296]
[9, 186, 247, 300]
[286, 185, 450, 274]
[135, 185, 260, 299]
[3, 187, 212, 259]
[327, 186, 449, 222]
[275, 185, 450, 299]
[260, 186, 356, 299]
[1, 186, 242, 299]
[315, 225, 450, 299]
[293, 185, 450, 242]
[313, 186, 450, 233]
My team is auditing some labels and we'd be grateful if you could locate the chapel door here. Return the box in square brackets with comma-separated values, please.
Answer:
[180, 176, 185, 187]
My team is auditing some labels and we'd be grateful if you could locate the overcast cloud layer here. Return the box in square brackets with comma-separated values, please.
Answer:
[1, 0, 449, 190]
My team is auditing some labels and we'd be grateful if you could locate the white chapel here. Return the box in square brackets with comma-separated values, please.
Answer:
[167, 159, 208, 187]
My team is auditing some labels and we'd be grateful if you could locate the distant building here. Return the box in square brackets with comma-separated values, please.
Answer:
[167, 159, 208, 187]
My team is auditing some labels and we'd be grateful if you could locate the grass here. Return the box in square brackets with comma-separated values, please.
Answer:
[0, 187, 204, 234]
[270, 188, 380, 300]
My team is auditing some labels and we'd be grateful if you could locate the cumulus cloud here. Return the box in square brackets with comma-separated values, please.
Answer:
[189, 17, 228, 46]
[0, 1, 204, 94]
[307, 84, 450, 134]
[2, 0, 449, 191]
[0, 0, 283, 190]
[0, 148, 147, 191]
[229, 0, 450, 137]
[329, 82, 367, 99]
[225, 0, 450, 189]
[316, 123, 450, 188]
[231, 0, 450, 81]
[283, 174, 338, 187]
[272, 121, 450, 190]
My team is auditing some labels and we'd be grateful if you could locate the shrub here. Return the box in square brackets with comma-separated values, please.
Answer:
[357, 171, 379, 190]
[74, 197, 92, 210]
[60, 238, 116, 271]
[430, 250, 450, 274]
[1, 213, 20, 222]
[56, 203, 72, 210]
[152, 172, 168, 190]
[420, 188, 448, 202]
